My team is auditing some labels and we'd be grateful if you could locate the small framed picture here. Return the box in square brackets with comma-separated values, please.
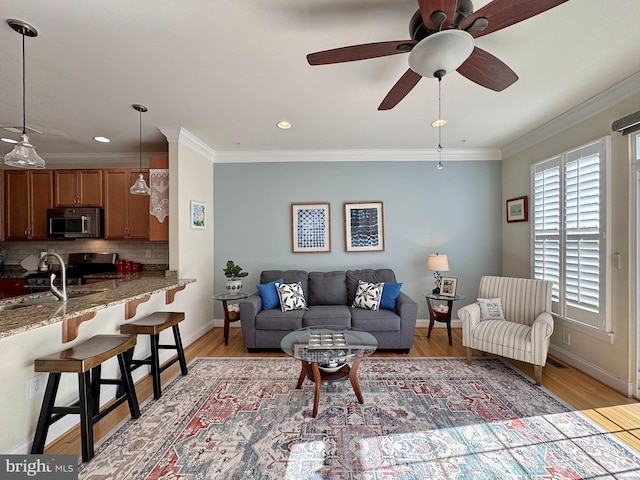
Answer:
[190, 201, 205, 229]
[506, 196, 528, 223]
[344, 201, 384, 252]
[440, 277, 458, 297]
[292, 203, 331, 253]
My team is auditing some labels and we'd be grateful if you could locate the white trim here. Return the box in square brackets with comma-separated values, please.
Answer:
[553, 315, 614, 344]
[214, 148, 502, 164]
[33, 152, 166, 168]
[158, 127, 216, 161]
[218, 318, 460, 330]
[549, 344, 632, 396]
[503, 72, 640, 158]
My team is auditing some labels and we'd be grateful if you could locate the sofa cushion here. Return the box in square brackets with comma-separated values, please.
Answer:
[477, 297, 505, 320]
[352, 280, 382, 311]
[255, 309, 304, 331]
[308, 271, 347, 306]
[303, 305, 351, 327]
[276, 282, 308, 312]
[380, 282, 402, 312]
[346, 269, 397, 305]
[261, 270, 309, 299]
[350, 307, 401, 332]
[256, 278, 283, 310]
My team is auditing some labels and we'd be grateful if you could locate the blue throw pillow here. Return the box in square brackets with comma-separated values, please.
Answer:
[380, 282, 403, 312]
[256, 278, 284, 310]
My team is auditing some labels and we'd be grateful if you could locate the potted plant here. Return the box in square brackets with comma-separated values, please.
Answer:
[223, 260, 248, 293]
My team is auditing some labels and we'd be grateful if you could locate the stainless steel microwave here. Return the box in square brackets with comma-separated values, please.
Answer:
[47, 207, 103, 238]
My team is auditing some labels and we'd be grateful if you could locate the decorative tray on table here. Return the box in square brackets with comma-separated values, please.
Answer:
[307, 332, 348, 350]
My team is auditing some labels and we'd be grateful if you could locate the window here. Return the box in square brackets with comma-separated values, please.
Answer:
[531, 137, 609, 330]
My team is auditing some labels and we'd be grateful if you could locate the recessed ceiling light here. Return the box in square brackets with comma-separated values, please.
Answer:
[93, 136, 111, 143]
[277, 121, 292, 130]
[431, 119, 446, 127]
[1, 138, 18, 144]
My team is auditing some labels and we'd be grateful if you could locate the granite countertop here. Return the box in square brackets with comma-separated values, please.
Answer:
[0, 271, 195, 340]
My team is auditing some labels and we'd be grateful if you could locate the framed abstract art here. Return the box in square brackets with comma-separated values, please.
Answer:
[291, 203, 331, 253]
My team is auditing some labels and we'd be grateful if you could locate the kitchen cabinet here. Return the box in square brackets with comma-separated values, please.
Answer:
[4, 170, 54, 240]
[54, 169, 103, 207]
[103, 169, 150, 239]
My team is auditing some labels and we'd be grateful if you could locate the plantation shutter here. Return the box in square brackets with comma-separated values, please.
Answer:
[533, 158, 561, 311]
[531, 138, 607, 330]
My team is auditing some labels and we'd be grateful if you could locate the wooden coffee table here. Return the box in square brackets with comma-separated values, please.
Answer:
[281, 326, 377, 417]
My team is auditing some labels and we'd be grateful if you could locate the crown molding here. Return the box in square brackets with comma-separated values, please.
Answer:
[158, 127, 216, 161]
[28, 152, 166, 169]
[214, 148, 502, 164]
[502, 72, 640, 158]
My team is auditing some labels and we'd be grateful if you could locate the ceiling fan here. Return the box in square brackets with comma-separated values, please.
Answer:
[307, 0, 569, 110]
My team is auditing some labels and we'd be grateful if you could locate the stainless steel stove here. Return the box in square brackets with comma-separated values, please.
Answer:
[26, 252, 117, 293]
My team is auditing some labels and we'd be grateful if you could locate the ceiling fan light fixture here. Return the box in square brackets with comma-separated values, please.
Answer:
[4, 19, 45, 169]
[408, 30, 474, 78]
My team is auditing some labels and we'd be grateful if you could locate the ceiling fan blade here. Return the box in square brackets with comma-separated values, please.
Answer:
[418, 0, 457, 29]
[378, 68, 422, 110]
[461, 0, 569, 38]
[456, 47, 518, 91]
[307, 40, 417, 65]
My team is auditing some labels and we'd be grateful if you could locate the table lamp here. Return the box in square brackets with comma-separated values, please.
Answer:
[427, 254, 449, 294]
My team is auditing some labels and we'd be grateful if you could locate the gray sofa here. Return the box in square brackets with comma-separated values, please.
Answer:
[239, 269, 418, 352]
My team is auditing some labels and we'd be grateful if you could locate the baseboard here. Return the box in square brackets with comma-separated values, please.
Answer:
[548, 344, 633, 396]
[217, 318, 460, 329]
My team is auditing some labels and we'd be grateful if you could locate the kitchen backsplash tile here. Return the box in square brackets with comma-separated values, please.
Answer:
[0, 240, 169, 266]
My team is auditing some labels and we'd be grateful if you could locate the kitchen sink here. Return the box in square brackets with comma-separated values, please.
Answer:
[0, 289, 107, 311]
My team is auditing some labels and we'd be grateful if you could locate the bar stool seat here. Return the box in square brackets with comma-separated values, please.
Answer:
[31, 334, 140, 463]
[120, 311, 188, 400]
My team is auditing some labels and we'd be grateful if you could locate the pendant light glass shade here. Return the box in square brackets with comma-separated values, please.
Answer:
[4, 19, 45, 169]
[130, 104, 150, 195]
[4, 133, 45, 168]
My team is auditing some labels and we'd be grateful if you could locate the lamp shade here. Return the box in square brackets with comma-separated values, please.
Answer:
[408, 30, 474, 78]
[427, 254, 449, 272]
[4, 133, 45, 169]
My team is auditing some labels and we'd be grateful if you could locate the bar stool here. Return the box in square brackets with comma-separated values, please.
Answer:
[119, 311, 188, 400]
[31, 334, 140, 462]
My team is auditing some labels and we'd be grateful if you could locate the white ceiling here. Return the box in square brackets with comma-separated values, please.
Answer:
[1, 0, 639, 161]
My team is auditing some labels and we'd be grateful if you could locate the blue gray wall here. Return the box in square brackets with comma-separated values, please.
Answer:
[213, 160, 502, 320]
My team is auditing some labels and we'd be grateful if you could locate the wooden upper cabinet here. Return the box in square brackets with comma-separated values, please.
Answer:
[54, 169, 103, 207]
[103, 169, 149, 239]
[4, 170, 54, 240]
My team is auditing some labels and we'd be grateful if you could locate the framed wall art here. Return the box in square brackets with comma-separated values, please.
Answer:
[291, 203, 331, 253]
[190, 201, 206, 229]
[506, 195, 528, 223]
[439, 277, 458, 297]
[344, 201, 384, 252]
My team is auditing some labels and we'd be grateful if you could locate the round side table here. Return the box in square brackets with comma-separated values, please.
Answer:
[423, 293, 465, 346]
[213, 291, 248, 345]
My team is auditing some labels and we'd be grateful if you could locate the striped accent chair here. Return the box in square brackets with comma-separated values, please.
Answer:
[457, 276, 554, 385]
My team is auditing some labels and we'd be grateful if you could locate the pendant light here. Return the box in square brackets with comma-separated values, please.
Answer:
[130, 104, 151, 195]
[4, 19, 45, 169]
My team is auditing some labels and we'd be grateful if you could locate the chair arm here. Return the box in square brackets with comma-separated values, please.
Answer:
[531, 312, 554, 340]
[457, 303, 481, 347]
[396, 292, 418, 326]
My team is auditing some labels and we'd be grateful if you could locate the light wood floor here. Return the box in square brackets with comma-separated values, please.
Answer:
[45, 326, 640, 457]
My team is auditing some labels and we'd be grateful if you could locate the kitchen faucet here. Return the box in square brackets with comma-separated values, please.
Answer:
[37, 252, 67, 301]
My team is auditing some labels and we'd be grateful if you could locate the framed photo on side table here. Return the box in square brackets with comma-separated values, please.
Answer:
[344, 201, 384, 252]
[291, 203, 331, 253]
[440, 277, 458, 297]
[506, 196, 528, 223]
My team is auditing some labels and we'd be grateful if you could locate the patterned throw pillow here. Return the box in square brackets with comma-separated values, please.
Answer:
[352, 280, 382, 311]
[477, 297, 505, 320]
[275, 282, 308, 312]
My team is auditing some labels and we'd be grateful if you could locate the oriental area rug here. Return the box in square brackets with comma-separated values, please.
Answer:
[78, 357, 640, 479]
